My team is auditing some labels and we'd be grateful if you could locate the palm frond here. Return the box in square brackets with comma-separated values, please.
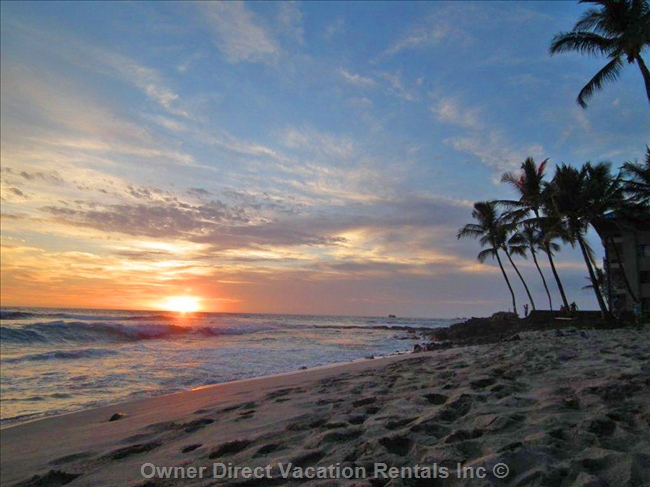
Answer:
[577, 56, 624, 107]
[550, 31, 616, 56]
[477, 248, 497, 263]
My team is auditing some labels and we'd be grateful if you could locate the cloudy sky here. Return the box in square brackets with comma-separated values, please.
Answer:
[1, 2, 647, 317]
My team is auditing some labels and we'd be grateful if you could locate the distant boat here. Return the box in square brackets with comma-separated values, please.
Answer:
[388, 314, 396, 318]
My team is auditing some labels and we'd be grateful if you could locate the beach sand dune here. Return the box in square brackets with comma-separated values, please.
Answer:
[2, 328, 649, 486]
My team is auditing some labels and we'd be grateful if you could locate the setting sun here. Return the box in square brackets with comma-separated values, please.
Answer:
[162, 296, 200, 313]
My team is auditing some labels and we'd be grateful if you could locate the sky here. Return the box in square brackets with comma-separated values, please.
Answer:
[1, 1, 648, 317]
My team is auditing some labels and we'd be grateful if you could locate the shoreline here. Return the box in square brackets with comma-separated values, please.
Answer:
[0, 349, 415, 430]
[2, 326, 649, 486]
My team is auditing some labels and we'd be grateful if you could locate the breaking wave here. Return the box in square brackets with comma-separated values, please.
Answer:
[0, 321, 270, 345]
[4, 348, 119, 363]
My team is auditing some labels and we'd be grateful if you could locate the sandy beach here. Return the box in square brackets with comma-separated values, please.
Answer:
[2, 326, 649, 487]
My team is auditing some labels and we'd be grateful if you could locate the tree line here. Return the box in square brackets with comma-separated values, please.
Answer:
[457, 151, 649, 316]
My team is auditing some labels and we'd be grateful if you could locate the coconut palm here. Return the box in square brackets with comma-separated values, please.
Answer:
[621, 147, 650, 208]
[501, 157, 571, 311]
[549, 0, 650, 108]
[503, 230, 537, 312]
[586, 161, 640, 304]
[545, 164, 609, 315]
[509, 223, 556, 310]
[457, 201, 518, 314]
[582, 267, 610, 310]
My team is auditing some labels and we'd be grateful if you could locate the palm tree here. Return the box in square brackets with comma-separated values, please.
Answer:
[509, 223, 556, 310]
[549, 0, 650, 108]
[586, 160, 641, 304]
[546, 164, 609, 315]
[457, 202, 518, 314]
[503, 229, 537, 312]
[621, 147, 650, 208]
[501, 157, 571, 311]
[582, 267, 610, 311]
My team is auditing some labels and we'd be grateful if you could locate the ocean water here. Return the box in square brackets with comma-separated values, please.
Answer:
[0, 308, 460, 426]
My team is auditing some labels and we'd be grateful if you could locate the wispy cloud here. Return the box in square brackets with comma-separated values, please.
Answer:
[375, 17, 469, 62]
[430, 97, 483, 129]
[445, 132, 544, 173]
[323, 18, 345, 40]
[380, 71, 416, 101]
[277, 2, 304, 45]
[196, 2, 281, 64]
[340, 69, 377, 88]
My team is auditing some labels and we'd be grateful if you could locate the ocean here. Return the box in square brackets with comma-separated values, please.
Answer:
[0, 308, 460, 426]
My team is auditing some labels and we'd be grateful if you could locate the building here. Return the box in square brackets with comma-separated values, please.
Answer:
[594, 213, 650, 314]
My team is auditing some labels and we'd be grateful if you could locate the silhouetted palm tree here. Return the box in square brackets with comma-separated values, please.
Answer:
[586, 161, 641, 304]
[501, 157, 571, 311]
[582, 267, 609, 311]
[504, 229, 537, 312]
[622, 147, 650, 208]
[546, 164, 609, 315]
[509, 223, 556, 310]
[457, 202, 518, 314]
[550, 0, 650, 108]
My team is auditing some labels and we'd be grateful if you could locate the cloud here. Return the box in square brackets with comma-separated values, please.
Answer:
[8, 21, 191, 119]
[431, 97, 483, 129]
[176, 51, 206, 73]
[277, 2, 304, 45]
[376, 18, 469, 62]
[323, 18, 345, 40]
[1, 167, 64, 185]
[196, 2, 281, 64]
[445, 132, 544, 173]
[340, 69, 377, 88]
[379, 71, 415, 101]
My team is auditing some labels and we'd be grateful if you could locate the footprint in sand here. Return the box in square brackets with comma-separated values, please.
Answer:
[15, 470, 81, 487]
[290, 449, 324, 467]
[254, 443, 286, 457]
[378, 435, 414, 456]
[108, 442, 162, 460]
[385, 417, 417, 430]
[181, 443, 202, 453]
[49, 451, 96, 466]
[209, 439, 253, 459]
[352, 397, 376, 408]
[423, 393, 449, 405]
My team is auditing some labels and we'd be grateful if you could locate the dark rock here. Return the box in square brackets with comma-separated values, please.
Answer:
[108, 412, 126, 422]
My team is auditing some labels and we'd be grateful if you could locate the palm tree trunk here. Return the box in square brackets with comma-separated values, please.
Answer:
[635, 55, 650, 105]
[504, 248, 536, 312]
[530, 246, 552, 310]
[532, 209, 570, 311]
[544, 247, 570, 311]
[577, 235, 608, 317]
[607, 235, 639, 303]
[495, 249, 517, 315]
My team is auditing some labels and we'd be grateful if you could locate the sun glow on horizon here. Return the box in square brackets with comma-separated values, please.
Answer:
[162, 296, 201, 313]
